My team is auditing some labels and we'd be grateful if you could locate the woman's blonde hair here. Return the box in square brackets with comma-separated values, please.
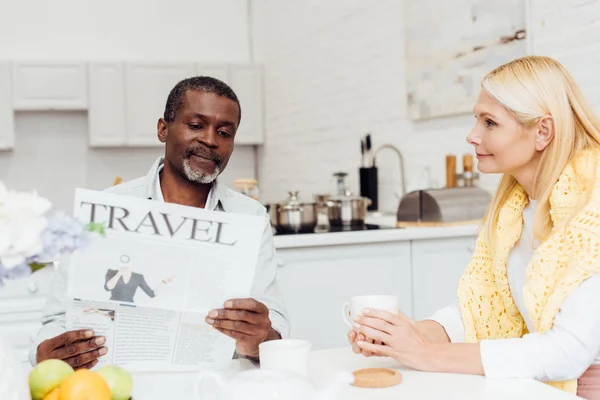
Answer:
[481, 55, 600, 243]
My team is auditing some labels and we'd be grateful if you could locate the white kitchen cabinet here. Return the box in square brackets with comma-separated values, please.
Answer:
[125, 63, 195, 146]
[410, 236, 476, 320]
[12, 63, 88, 110]
[228, 65, 264, 145]
[0, 266, 54, 369]
[1, 61, 265, 148]
[0, 62, 14, 150]
[88, 63, 126, 146]
[275, 241, 412, 350]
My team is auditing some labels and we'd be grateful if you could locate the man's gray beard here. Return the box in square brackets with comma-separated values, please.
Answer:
[182, 158, 221, 184]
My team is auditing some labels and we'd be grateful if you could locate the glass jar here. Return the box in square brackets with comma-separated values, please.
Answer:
[233, 179, 260, 200]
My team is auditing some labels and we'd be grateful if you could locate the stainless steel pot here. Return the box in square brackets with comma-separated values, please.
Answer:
[326, 194, 371, 228]
[270, 191, 317, 234]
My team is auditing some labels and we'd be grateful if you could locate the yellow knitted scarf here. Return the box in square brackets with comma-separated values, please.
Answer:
[458, 149, 600, 394]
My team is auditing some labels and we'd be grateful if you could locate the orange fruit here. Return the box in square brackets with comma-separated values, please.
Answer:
[58, 369, 111, 400]
[43, 388, 60, 400]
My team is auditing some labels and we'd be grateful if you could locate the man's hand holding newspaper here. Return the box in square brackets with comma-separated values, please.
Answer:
[207, 298, 280, 358]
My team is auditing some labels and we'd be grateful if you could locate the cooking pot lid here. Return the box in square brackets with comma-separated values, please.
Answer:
[329, 190, 368, 202]
[277, 191, 315, 209]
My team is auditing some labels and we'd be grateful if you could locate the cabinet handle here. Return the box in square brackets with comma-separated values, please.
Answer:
[28, 282, 38, 294]
[468, 243, 476, 252]
[276, 258, 285, 268]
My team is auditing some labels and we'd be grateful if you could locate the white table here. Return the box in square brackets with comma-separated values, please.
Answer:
[131, 347, 581, 399]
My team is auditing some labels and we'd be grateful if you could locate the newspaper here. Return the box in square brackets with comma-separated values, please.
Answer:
[65, 189, 264, 372]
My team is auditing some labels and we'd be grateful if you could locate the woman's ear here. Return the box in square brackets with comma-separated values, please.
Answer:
[536, 116, 554, 151]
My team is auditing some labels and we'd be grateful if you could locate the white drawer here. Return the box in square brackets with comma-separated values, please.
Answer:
[0, 311, 42, 327]
[0, 298, 46, 316]
[0, 321, 42, 348]
[0, 266, 54, 299]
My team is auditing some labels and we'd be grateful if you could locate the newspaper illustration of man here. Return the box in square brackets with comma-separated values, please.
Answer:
[104, 255, 174, 303]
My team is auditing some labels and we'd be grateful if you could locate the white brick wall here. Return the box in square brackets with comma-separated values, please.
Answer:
[255, 0, 600, 213]
[530, 0, 600, 115]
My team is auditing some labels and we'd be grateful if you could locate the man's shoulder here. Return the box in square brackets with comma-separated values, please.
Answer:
[103, 177, 147, 198]
[217, 184, 267, 217]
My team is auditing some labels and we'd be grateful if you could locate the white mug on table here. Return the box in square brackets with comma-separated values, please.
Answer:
[342, 295, 399, 327]
[259, 339, 312, 377]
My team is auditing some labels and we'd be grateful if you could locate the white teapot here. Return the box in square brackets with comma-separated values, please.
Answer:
[195, 368, 353, 400]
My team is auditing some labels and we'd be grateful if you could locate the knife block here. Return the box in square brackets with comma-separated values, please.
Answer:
[359, 166, 378, 211]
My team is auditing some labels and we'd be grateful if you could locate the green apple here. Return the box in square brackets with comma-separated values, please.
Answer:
[97, 365, 133, 400]
[28, 359, 74, 400]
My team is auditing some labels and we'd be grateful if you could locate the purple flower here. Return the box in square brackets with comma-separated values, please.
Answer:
[0, 210, 96, 285]
[0, 182, 100, 285]
[31, 211, 93, 264]
[0, 264, 32, 282]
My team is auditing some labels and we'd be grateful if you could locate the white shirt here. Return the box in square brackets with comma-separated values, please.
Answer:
[29, 157, 289, 365]
[429, 200, 600, 381]
[154, 164, 219, 210]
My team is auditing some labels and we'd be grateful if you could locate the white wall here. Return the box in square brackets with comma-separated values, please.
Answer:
[529, 0, 600, 109]
[0, 0, 257, 210]
[255, 0, 600, 213]
[0, 0, 250, 62]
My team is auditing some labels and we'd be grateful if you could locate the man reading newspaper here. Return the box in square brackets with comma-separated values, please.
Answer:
[30, 76, 289, 369]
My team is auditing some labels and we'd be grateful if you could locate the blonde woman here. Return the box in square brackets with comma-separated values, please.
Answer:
[348, 56, 600, 399]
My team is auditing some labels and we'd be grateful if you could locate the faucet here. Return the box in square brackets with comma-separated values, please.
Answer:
[373, 144, 406, 199]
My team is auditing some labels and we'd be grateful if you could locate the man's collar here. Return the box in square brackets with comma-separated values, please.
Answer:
[146, 157, 226, 211]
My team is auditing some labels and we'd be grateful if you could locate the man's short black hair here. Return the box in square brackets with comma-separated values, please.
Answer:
[163, 76, 241, 123]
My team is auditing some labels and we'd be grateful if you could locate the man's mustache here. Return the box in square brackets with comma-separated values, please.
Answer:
[185, 147, 222, 165]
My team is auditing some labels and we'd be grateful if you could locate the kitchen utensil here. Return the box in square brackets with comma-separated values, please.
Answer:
[328, 172, 371, 228]
[365, 133, 372, 167]
[313, 194, 331, 229]
[270, 191, 317, 234]
[327, 194, 370, 228]
[361, 138, 366, 168]
[359, 166, 378, 211]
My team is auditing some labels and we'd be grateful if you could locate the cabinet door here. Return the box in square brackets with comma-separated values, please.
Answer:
[12, 63, 88, 110]
[89, 63, 126, 146]
[228, 65, 264, 145]
[125, 63, 195, 146]
[411, 236, 475, 320]
[275, 241, 412, 350]
[0, 62, 13, 150]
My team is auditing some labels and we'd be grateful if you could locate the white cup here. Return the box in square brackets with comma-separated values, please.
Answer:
[259, 339, 311, 377]
[342, 295, 399, 327]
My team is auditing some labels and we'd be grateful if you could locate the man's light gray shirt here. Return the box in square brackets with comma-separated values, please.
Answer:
[29, 157, 289, 365]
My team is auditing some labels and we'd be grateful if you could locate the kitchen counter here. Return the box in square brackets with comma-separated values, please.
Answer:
[273, 223, 481, 348]
[273, 224, 479, 249]
[131, 347, 580, 399]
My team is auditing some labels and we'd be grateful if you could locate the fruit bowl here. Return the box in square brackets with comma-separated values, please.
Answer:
[29, 360, 134, 400]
